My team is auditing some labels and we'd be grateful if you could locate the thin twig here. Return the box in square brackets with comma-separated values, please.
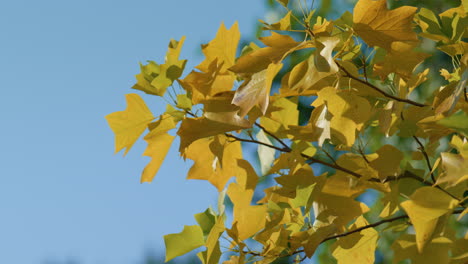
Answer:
[336, 61, 428, 107]
[225, 127, 463, 204]
[361, 55, 368, 82]
[413, 136, 436, 183]
[255, 122, 291, 151]
[286, 208, 464, 259]
[225, 133, 288, 152]
[321, 147, 338, 166]
[326, 208, 464, 242]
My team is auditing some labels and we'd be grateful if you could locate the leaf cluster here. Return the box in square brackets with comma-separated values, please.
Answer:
[106, 0, 468, 263]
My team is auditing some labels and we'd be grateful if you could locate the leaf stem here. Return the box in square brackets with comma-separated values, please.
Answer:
[413, 136, 436, 183]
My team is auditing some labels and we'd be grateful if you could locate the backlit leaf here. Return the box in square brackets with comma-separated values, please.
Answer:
[232, 63, 283, 117]
[257, 130, 276, 175]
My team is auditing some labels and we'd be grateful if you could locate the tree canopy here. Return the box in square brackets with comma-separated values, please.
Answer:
[107, 0, 468, 263]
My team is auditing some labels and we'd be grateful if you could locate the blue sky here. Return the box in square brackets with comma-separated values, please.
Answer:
[0, 1, 265, 263]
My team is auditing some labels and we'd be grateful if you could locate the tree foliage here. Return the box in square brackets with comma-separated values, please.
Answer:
[107, 0, 468, 263]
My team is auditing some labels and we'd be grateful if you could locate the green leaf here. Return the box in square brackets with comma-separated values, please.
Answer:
[133, 37, 186, 96]
[164, 225, 205, 262]
[436, 110, 468, 137]
[195, 208, 217, 236]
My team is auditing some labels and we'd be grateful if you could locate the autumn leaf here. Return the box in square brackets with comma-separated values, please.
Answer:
[259, 11, 292, 31]
[229, 32, 310, 75]
[392, 235, 453, 264]
[374, 42, 430, 81]
[179, 59, 236, 104]
[109, 1, 468, 262]
[141, 133, 175, 183]
[312, 87, 372, 146]
[199, 216, 225, 264]
[196, 22, 240, 73]
[332, 216, 378, 264]
[231, 63, 283, 117]
[436, 152, 468, 187]
[177, 117, 249, 152]
[164, 225, 205, 262]
[184, 136, 242, 191]
[227, 181, 268, 240]
[353, 0, 418, 50]
[106, 93, 154, 155]
[133, 37, 187, 96]
[400, 187, 458, 252]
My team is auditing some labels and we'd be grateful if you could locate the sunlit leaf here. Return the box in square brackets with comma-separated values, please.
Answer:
[184, 136, 242, 191]
[353, 0, 418, 50]
[106, 93, 154, 155]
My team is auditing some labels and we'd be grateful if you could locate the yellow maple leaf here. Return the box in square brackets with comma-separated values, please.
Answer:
[184, 136, 242, 191]
[177, 116, 249, 152]
[227, 182, 267, 240]
[313, 193, 369, 230]
[141, 133, 175, 183]
[140, 114, 177, 183]
[353, 0, 418, 50]
[392, 235, 453, 264]
[400, 187, 458, 253]
[106, 93, 154, 155]
[231, 63, 283, 117]
[436, 152, 468, 187]
[374, 42, 431, 81]
[332, 216, 378, 264]
[229, 32, 310, 75]
[179, 60, 236, 105]
[196, 22, 240, 73]
[312, 87, 372, 146]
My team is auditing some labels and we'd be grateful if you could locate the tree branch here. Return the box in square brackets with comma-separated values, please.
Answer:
[225, 131, 463, 204]
[284, 208, 465, 261]
[255, 122, 291, 151]
[413, 136, 436, 183]
[336, 62, 428, 107]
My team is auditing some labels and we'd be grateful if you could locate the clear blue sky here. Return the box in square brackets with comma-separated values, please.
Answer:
[0, 1, 265, 263]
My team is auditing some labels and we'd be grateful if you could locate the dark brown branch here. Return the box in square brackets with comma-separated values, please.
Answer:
[336, 62, 428, 107]
[323, 214, 408, 242]
[225, 133, 288, 153]
[226, 130, 463, 204]
[286, 208, 464, 259]
[413, 136, 436, 183]
[255, 122, 291, 151]
[324, 208, 464, 242]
